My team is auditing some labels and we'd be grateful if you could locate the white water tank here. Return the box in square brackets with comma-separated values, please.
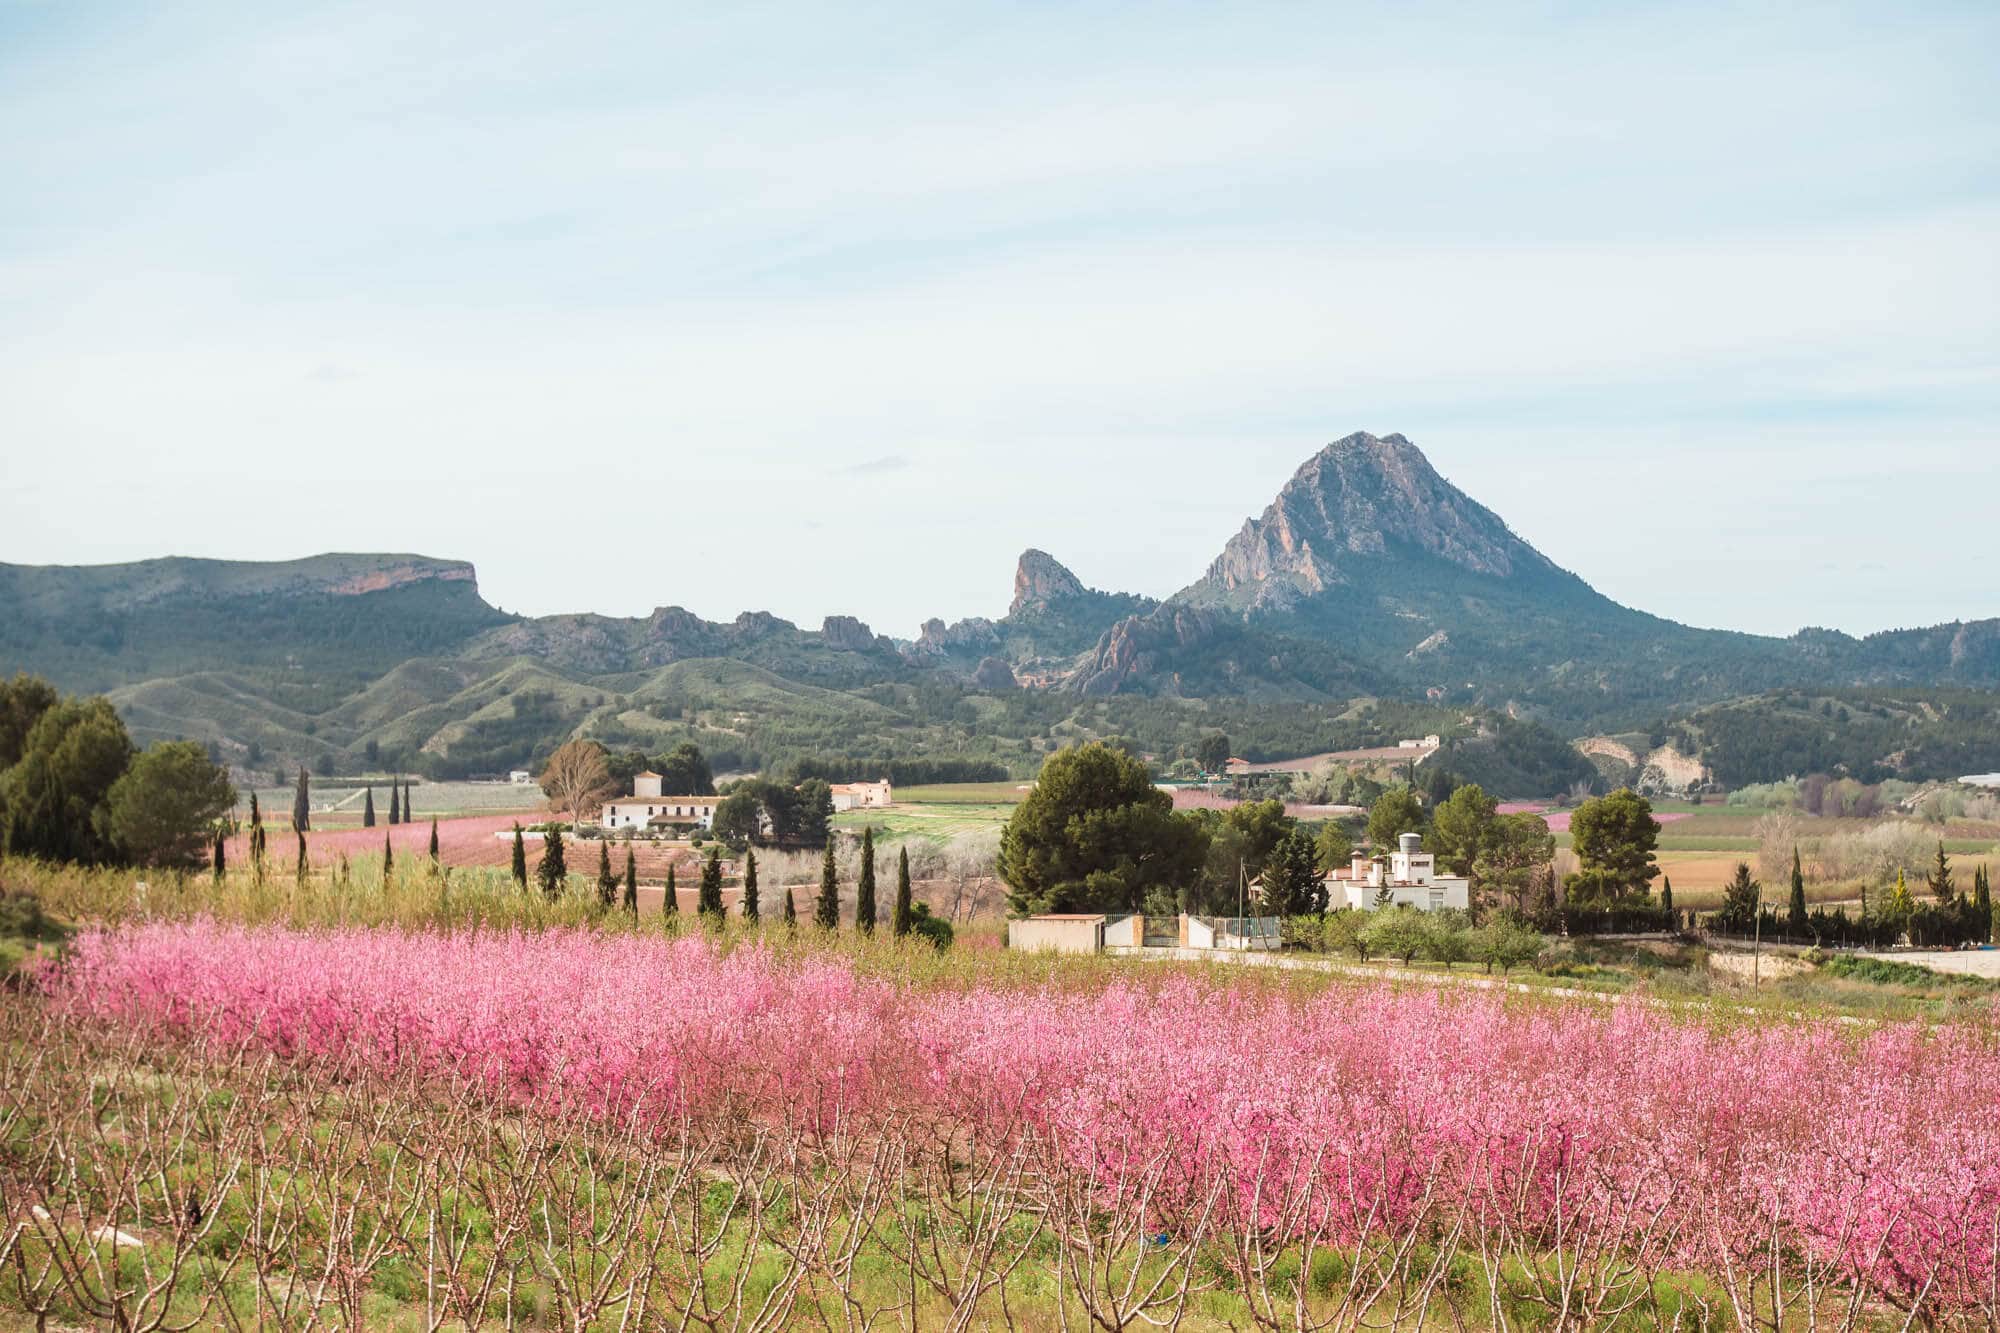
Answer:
[1399, 832, 1422, 856]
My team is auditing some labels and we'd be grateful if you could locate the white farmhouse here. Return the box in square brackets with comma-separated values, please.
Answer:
[601, 772, 720, 832]
[1326, 832, 1469, 912]
[829, 779, 892, 811]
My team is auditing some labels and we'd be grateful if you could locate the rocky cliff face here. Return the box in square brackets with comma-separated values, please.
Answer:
[1176, 432, 1557, 613]
[1010, 549, 1088, 616]
[1068, 606, 1223, 696]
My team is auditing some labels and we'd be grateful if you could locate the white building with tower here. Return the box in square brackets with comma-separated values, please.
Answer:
[601, 770, 720, 832]
[1325, 832, 1469, 911]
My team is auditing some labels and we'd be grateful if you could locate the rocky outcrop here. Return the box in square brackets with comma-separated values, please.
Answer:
[819, 615, 880, 653]
[1176, 432, 1557, 613]
[1069, 607, 1222, 696]
[907, 616, 1000, 660]
[1010, 550, 1088, 616]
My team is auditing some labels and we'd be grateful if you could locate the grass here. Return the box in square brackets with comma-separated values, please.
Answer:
[833, 802, 1014, 843]
[888, 781, 1030, 804]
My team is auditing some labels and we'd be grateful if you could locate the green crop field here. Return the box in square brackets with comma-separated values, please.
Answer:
[890, 781, 1032, 805]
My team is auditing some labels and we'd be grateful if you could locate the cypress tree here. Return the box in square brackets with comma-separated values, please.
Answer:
[1659, 875, 1673, 916]
[250, 823, 267, 885]
[382, 831, 394, 879]
[295, 830, 308, 886]
[782, 884, 797, 927]
[698, 846, 725, 922]
[1929, 841, 1955, 906]
[428, 817, 440, 864]
[663, 864, 678, 919]
[510, 823, 527, 887]
[597, 840, 617, 909]
[892, 845, 914, 937]
[854, 827, 877, 935]
[212, 828, 226, 883]
[293, 767, 311, 832]
[1788, 847, 1808, 937]
[388, 780, 400, 826]
[815, 842, 840, 929]
[404, 779, 415, 824]
[623, 847, 638, 915]
[742, 848, 759, 924]
[363, 786, 377, 828]
[249, 792, 261, 827]
[1975, 864, 1992, 944]
[537, 826, 567, 900]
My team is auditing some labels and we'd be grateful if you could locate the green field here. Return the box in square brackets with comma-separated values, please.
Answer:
[833, 803, 1014, 843]
[889, 781, 1032, 804]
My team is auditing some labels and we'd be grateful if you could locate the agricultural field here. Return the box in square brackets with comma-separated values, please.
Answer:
[6, 903, 2000, 1330]
[241, 778, 547, 823]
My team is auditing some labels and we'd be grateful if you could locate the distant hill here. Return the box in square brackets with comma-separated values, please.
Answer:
[4, 433, 1997, 794]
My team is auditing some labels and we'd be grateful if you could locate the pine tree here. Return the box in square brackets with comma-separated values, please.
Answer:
[1659, 875, 1673, 916]
[815, 842, 840, 929]
[1787, 847, 1808, 937]
[211, 828, 226, 883]
[892, 845, 914, 937]
[293, 767, 311, 832]
[537, 827, 566, 900]
[597, 840, 618, 909]
[699, 846, 725, 922]
[363, 786, 377, 828]
[741, 848, 759, 924]
[510, 823, 528, 887]
[295, 830, 308, 886]
[663, 864, 678, 919]
[1928, 841, 1956, 906]
[855, 827, 877, 935]
[623, 847, 638, 915]
[428, 817, 440, 864]
[382, 831, 394, 879]
[388, 781, 400, 826]
[1718, 862, 1760, 932]
[782, 884, 797, 927]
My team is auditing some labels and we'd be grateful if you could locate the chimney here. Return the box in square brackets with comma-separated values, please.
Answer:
[1398, 832, 1422, 856]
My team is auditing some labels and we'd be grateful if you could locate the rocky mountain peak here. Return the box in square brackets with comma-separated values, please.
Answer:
[1009, 549, 1088, 616]
[1177, 431, 1555, 613]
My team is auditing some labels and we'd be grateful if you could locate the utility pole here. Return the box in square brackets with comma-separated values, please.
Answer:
[1753, 900, 1762, 988]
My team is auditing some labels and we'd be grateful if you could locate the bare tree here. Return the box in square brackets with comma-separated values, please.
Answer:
[540, 740, 617, 823]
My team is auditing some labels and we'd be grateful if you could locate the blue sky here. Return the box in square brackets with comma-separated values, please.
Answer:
[2, 1, 1995, 638]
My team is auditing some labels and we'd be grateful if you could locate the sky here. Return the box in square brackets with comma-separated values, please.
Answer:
[2, 0, 1995, 640]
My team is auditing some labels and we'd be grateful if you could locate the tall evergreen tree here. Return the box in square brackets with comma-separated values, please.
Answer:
[815, 842, 840, 929]
[782, 883, 797, 927]
[404, 779, 415, 825]
[1928, 841, 1956, 906]
[293, 767, 311, 832]
[249, 791, 261, 827]
[510, 823, 527, 887]
[428, 817, 440, 864]
[295, 830, 307, 886]
[1788, 847, 1808, 937]
[623, 847, 638, 915]
[388, 780, 400, 826]
[663, 864, 678, 919]
[741, 848, 760, 924]
[698, 846, 725, 922]
[1885, 868, 1916, 922]
[1974, 864, 1993, 944]
[597, 840, 618, 909]
[212, 828, 226, 883]
[363, 786, 377, 828]
[1659, 875, 1673, 915]
[249, 822, 267, 884]
[855, 827, 877, 935]
[382, 831, 393, 879]
[892, 845, 914, 937]
[537, 826, 566, 900]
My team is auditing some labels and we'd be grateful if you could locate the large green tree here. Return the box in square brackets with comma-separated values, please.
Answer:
[892, 845, 914, 937]
[510, 823, 527, 887]
[0, 674, 59, 772]
[655, 742, 715, 796]
[1471, 813, 1555, 917]
[1313, 821, 1354, 874]
[1365, 786, 1427, 851]
[623, 846, 638, 915]
[997, 743, 1209, 915]
[815, 842, 840, 928]
[1428, 783, 1497, 876]
[1787, 847, 1808, 935]
[1716, 862, 1761, 932]
[1261, 827, 1325, 917]
[104, 741, 235, 869]
[1194, 733, 1231, 775]
[741, 847, 760, 923]
[1, 696, 135, 864]
[537, 826, 566, 899]
[698, 846, 724, 921]
[1566, 789, 1660, 901]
